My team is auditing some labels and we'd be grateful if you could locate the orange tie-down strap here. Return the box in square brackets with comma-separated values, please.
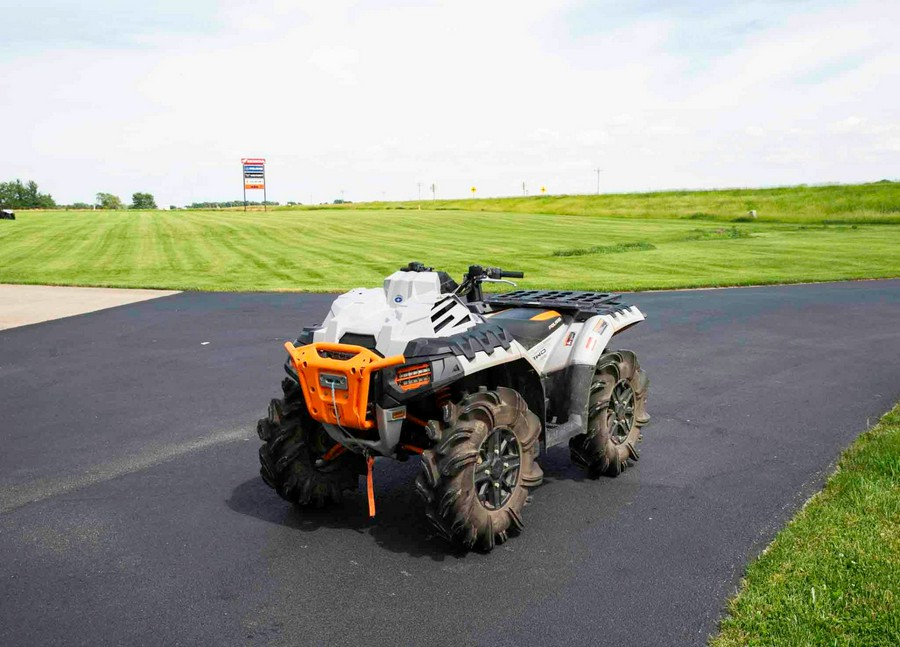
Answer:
[366, 456, 376, 517]
[367, 448, 424, 517]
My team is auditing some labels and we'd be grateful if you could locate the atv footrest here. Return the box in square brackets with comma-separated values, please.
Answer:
[544, 419, 584, 449]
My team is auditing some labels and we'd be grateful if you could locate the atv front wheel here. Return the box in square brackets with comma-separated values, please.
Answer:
[415, 387, 542, 551]
[569, 350, 649, 477]
[257, 377, 363, 506]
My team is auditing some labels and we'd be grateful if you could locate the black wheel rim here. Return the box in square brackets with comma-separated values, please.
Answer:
[474, 427, 520, 510]
[609, 380, 635, 444]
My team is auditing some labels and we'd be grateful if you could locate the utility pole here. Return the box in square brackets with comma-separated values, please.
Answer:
[430, 183, 436, 200]
[594, 168, 604, 195]
[417, 182, 422, 201]
[522, 181, 526, 196]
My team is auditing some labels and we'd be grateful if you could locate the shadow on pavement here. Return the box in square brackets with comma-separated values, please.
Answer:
[226, 445, 594, 560]
[227, 470, 462, 560]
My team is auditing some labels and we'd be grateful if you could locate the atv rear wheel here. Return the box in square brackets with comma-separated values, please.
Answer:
[569, 350, 649, 477]
[415, 387, 542, 551]
[257, 377, 363, 507]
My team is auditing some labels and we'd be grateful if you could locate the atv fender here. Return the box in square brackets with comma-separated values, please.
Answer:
[543, 307, 645, 449]
[457, 355, 546, 444]
[569, 307, 645, 367]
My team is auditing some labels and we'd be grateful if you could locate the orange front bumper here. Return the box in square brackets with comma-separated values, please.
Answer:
[283, 341, 405, 430]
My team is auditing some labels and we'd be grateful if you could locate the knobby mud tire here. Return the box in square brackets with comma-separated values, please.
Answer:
[257, 377, 362, 507]
[569, 350, 649, 478]
[415, 387, 542, 552]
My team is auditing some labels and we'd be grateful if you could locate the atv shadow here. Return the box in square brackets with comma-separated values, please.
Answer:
[226, 460, 469, 560]
[227, 446, 605, 559]
[538, 445, 597, 482]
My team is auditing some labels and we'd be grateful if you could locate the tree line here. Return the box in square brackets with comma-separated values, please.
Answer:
[0, 179, 158, 210]
[0, 180, 56, 208]
[96, 192, 157, 209]
[1, 178, 294, 211]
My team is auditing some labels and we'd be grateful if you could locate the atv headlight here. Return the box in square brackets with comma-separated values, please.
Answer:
[395, 363, 432, 391]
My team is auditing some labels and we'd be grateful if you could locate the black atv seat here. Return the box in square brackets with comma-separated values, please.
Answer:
[487, 307, 568, 349]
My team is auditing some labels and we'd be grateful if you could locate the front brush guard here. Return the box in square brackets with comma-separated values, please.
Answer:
[283, 342, 405, 431]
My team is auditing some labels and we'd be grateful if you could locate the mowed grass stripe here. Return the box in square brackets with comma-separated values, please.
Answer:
[0, 208, 898, 291]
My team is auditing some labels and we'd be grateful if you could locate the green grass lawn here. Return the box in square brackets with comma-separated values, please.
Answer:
[1, 182, 898, 292]
[713, 405, 900, 646]
[304, 180, 900, 225]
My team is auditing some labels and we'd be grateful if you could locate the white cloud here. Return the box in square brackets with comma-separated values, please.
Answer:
[0, 0, 897, 206]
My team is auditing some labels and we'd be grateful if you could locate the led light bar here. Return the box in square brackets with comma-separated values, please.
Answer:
[395, 363, 432, 391]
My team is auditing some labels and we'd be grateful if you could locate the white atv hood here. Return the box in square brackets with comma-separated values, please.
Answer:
[313, 270, 479, 357]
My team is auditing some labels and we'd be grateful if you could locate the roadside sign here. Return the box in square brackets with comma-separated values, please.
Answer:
[241, 158, 267, 209]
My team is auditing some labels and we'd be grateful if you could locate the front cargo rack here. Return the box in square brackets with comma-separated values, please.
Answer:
[485, 290, 631, 321]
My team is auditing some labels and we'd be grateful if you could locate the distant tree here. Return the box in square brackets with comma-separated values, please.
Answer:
[169, 205, 178, 210]
[68, 202, 92, 210]
[0, 179, 56, 208]
[96, 192, 123, 210]
[130, 192, 157, 210]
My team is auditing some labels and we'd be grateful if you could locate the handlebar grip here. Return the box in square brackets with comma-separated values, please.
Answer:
[501, 270, 524, 278]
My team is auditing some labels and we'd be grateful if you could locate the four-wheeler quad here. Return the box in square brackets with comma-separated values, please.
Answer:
[256, 262, 649, 551]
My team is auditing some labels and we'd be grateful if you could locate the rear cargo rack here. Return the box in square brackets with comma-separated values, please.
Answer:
[485, 290, 631, 321]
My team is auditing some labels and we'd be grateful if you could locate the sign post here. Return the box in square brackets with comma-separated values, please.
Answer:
[241, 158, 267, 211]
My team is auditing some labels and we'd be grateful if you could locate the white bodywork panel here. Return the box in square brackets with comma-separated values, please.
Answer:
[312, 269, 645, 376]
[544, 305, 646, 373]
[448, 304, 645, 378]
[313, 271, 480, 357]
[524, 325, 567, 373]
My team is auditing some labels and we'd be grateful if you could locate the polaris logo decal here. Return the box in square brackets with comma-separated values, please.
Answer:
[549, 317, 562, 330]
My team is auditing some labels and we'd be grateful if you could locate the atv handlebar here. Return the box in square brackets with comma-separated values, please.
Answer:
[456, 265, 525, 303]
[482, 266, 524, 280]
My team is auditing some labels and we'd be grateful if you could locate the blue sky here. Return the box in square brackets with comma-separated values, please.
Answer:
[0, 1, 220, 49]
[0, 0, 897, 205]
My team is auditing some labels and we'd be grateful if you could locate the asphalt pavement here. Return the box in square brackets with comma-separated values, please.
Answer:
[1, 280, 898, 646]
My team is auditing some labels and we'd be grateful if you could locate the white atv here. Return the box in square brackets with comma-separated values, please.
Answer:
[256, 262, 649, 551]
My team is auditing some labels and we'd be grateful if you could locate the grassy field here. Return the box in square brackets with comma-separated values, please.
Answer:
[713, 405, 900, 646]
[294, 181, 900, 225]
[1, 182, 898, 292]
